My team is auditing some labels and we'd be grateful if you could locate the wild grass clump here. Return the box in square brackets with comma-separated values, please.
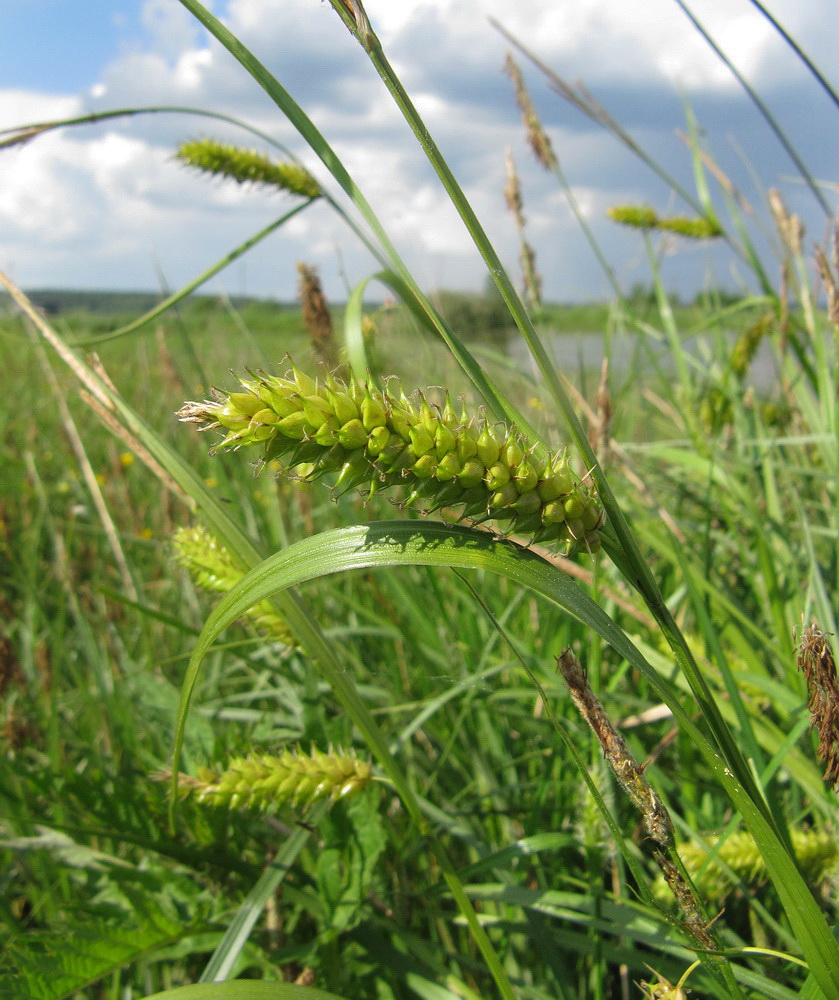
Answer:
[1, 1, 838, 999]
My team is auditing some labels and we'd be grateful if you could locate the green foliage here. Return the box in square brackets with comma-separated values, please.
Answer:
[431, 286, 513, 340]
[0, 861, 215, 999]
[2, 1, 839, 998]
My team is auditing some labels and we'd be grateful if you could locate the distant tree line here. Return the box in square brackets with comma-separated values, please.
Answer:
[0, 289, 296, 317]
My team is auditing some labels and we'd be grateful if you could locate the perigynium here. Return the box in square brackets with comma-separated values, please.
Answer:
[177, 361, 605, 554]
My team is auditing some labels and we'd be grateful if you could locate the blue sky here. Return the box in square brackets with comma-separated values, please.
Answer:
[0, 1, 145, 92]
[1, 0, 837, 302]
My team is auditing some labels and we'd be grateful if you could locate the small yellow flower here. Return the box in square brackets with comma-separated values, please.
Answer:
[95, 473, 106, 486]
[119, 452, 134, 468]
[204, 477, 218, 489]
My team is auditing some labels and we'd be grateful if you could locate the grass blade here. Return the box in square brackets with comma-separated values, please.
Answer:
[174, 519, 839, 997]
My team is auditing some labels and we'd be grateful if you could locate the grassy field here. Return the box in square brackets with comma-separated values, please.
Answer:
[2, 274, 837, 1000]
[2, 3, 839, 999]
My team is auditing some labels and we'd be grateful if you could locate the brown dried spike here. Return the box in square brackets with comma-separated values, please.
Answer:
[504, 53, 558, 172]
[814, 246, 839, 333]
[297, 263, 338, 367]
[768, 188, 804, 258]
[796, 624, 839, 788]
[503, 147, 523, 217]
[556, 649, 673, 848]
[815, 212, 839, 335]
[504, 147, 543, 310]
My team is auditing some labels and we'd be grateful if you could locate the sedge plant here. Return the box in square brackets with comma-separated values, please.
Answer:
[1, 2, 838, 999]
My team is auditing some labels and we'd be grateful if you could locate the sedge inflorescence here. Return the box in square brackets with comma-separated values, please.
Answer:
[177, 362, 605, 554]
[173, 524, 295, 644]
[175, 748, 372, 812]
[176, 138, 321, 199]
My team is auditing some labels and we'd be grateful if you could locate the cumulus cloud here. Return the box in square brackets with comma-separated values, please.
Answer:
[1, 0, 836, 300]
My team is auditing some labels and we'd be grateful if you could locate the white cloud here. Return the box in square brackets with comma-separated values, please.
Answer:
[141, 0, 205, 61]
[0, 0, 836, 300]
[0, 90, 81, 130]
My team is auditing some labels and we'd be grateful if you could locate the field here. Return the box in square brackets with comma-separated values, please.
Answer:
[1, 2, 839, 1000]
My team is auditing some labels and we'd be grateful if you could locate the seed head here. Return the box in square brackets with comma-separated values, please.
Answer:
[177, 361, 605, 555]
[504, 53, 558, 172]
[173, 747, 373, 812]
[173, 524, 294, 644]
[796, 623, 839, 788]
[176, 138, 320, 199]
[658, 827, 839, 905]
[607, 206, 721, 239]
[608, 205, 659, 230]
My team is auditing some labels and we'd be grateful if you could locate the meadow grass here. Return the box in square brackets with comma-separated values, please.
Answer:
[1, 2, 838, 999]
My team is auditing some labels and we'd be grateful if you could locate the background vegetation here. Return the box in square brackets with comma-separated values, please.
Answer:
[1, 1, 838, 999]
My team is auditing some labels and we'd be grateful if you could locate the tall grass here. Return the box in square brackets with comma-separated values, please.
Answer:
[1, 2, 838, 999]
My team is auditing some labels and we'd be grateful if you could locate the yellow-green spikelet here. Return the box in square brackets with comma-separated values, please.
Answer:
[177, 362, 605, 554]
[172, 524, 294, 643]
[193, 748, 372, 811]
[654, 828, 839, 905]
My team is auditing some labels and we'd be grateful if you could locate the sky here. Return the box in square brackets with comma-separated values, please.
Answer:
[1, 0, 837, 303]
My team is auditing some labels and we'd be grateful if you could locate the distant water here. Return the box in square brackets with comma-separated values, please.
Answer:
[508, 329, 781, 393]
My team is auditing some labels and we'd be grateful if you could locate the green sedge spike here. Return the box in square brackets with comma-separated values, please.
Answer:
[654, 828, 839, 906]
[172, 748, 373, 812]
[173, 524, 295, 644]
[607, 205, 659, 229]
[607, 204, 722, 239]
[176, 138, 321, 199]
[730, 313, 773, 379]
[177, 361, 605, 556]
[656, 215, 723, 239]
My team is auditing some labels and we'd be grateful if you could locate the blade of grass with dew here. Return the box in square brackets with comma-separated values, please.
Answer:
[175, 518, 839, 997]
[2, 273, 519, 1000]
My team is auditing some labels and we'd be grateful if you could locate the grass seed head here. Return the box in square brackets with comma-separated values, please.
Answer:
[177, 361, 605, 555]
[796, 623, 839, 788]
[184, 747, 373, 812]
[176, 138, 321, 199]
[173, 524, 294, 643]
